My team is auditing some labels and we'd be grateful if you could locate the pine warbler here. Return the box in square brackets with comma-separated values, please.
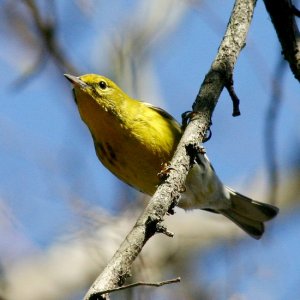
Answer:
[65, 73, 278, 239]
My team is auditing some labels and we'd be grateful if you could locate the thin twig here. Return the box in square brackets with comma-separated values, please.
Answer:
[156, 223, 175, 237]
[225, 75, 241, 116]
[93, 277, 181, 297]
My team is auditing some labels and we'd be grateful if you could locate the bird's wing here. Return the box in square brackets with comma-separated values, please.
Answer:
[143, 102, 182, 132]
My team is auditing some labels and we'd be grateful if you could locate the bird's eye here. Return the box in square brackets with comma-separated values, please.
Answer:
[99, 81, 107, 90]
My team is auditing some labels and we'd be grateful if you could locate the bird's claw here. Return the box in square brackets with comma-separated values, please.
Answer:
[158, 163, 174, 182]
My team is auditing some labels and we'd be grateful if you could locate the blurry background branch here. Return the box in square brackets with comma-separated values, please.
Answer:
[264, 58, 287, 205]
[22, 0, 78, 74]
[0, 205, 245, 300]
[263, 0, 300, 81]
[13, 0, 78, 85]
[1, 169, 300, 300]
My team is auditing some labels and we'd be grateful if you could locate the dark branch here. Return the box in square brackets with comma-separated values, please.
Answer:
[263, 0, 300, 82]
[225, 75, 241, 116]
[291, 4, 300, 17]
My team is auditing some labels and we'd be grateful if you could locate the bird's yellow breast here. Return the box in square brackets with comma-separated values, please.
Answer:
[75, 87, 181, 195]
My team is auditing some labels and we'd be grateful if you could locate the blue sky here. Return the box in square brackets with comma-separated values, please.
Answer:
[0, 0, 300, 298]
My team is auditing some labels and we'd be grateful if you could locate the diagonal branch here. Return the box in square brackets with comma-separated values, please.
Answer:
[263, 0, 300, 82]
[84, 0, 257, 299]
[22, 0, 78, 74]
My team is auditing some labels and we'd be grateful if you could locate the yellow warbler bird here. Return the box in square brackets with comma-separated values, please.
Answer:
[65, 73, 278, 239]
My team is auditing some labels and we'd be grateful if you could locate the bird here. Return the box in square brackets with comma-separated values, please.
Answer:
[64, 73, 279, 239]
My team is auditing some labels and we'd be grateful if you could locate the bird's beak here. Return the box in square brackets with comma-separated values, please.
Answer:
[64, 74, 87, 88]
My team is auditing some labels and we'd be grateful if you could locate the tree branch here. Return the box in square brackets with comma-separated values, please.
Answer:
[22, 0, 78, 75]
[263, 0, 300, 82]
[95, 277, 181, 296]
[84, 0, 257, 299]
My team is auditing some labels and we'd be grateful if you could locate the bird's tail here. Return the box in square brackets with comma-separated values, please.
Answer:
[220, 187, 279, 239]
